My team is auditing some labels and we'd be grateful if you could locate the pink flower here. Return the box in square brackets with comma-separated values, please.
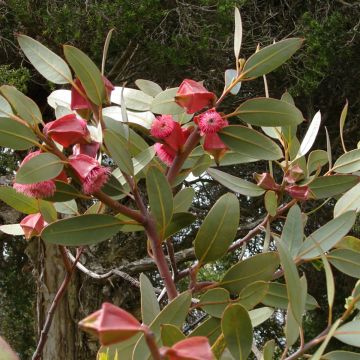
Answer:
[254, 173, 280, 191]
[43, 114, 90, 148]
[175, 79, 216, 114]
[154, 143, 177, 166]
[286, 185, 312, 201]
[79, 302, 143, 346]
[161, 337, 214, 360]
[73, 142, 100, 158]
[13, 151, 56, 198]
[20, 213, 47, 240]
[195, 108, 228, 135]
[69, 154, 110, 194]
[71, 77, 115, 110]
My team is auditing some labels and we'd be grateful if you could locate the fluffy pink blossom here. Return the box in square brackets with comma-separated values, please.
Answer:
[69, 154, 110, 194]
[150, 115, 176, 138]
[195, 109, 228, 135]
[154, 143, 176, 166]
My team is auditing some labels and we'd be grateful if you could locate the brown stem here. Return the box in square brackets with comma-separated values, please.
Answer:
[144, 329, 163, 360]
[166, 238, 178, 280]
[166, 129, 201, 185]
[32, 247, 83, 360]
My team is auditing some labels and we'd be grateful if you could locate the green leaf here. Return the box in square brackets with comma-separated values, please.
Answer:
[133, 146, 156, 176]
[160, 324, 185, 347]
[219, 125, 283, 160]
[150, 87, 184, 115]
[234, 7, 242, 60]
[262, 282, 319, 310]
[63, 45, 105, 105]
[225, 69, 241, 95]
[0, 117, 39, 150]
[15, 153, 63, 184]
[146, 167, 173, 239]
[44, 181, 82, 202]
[188, 317, 221, 345]
[41, 214, 123, 246]
[164, 212, 196, 239]
[192, 153, 212, 176]
[309, 175, 358, 199]
[307, 150, 329, 175]
[339, 100, 349, 153]
[173, 188, 194, 213]
[140, 273, 160, 325]
[99, 335, 141, 360]
[38, 200, 57, 223]
[0, 224, 24, 236]
[54, 200, 78, 215]
[323, 351, 360, 360]
[277, 240, 305, 324]
[262, 339, 275, 360]
[320, 251, 335, 311]
[297, 211, 356, 260]
[242, 38, 303, 79]
[334, 321, 360, 347]
[238, 281, 269, 310]
[135, 79, 162, 97]
[0, 95, 14, 118]
[17, 34, 72, 84]
[327, 249, 360, 278]
[335, 236, 360, 252]
[199, 288, 230, 318]
[207, 168, 265, 197]
[264, 190, 277, 216]
[222, 304, 253, 360]
[333, 149, 360, 173]
[285, 304, 299, 347]
[235, 98, 303, 127]
[111, 87, 153, 111]
[334, 182, 360, 217]
[0, 186, 39, 214]
[194, 193, 239, 264]
[281, 204, 304, 258]
[249, 307, 274, 327]
[325, 127, 332, 169]
[220, 253, 279, 294]
[132, 291, 191, 360]
[104, 129, 134, 175]
[0, 85, 42, 125]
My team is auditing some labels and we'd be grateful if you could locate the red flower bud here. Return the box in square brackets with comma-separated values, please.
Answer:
[254, 173, 280, 191]
[284, 164, 304, 184]
[43, 114, 90, 148]
[20, 213, 47, 240]
[203, 132, 228, 164]
[69, 154, 110, 194]
[175, 79, 216, 114]
[73, 142, 100, 158]
[71, 77, 114, 110]
[286, 185, 312, 201]
[79, 302, 143, 346]
[162, 337, 214, 360]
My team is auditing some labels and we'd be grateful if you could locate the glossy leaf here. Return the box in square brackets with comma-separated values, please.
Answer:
[262, 282, 319, 310]
[54, 200, 78, 215]
[160, 324, 185, 347]
[103, 106, 154, 129]
[140, 273, 160, 325]
[41, 214, 123, 246]
[104, 129, 133, 175]
[192, 153, 212, 176]
[164, 212, 196, 239]
[277, 240, 305, 324]
[135, 79, 162, 97]
[38, 200, 57, 223]
[0, 85, 42, 125]
[249, 307, 274, 327]
[0, 224, 24, 236]
[63, 45, 106, 105]
[262, 339, 275, 360]
[339, 100, 349, 153]
[334, 182, 360, 217]
[133, 146, 156, 176]
[220, 253, 279, 294]
[264, 190, 277, 216]
[281, 204, 304, 258]
[194, 193, 239, 264]
[225, 69, 241, 95]
[309, 175, 358, 199]
[222, 304, 253, 360]
[132, 291, 191, 360]
[238, 281, 269, 310]
[207, 168, 264, 197]
[111, 87, 153, 111]
[297, 211, 356, 260]
[307, 150, 328, 175]
[44, 181, 81, 202]
[188, 317, 221, 345]
[0, 117, 39, 150]
[18, 34, 72, 84]
[15, 153, 63, 184]
[333, 149, 360, 173]
[234, 7, 242, 60]
[242, 38, 303, 79]
[219, 125, 283, 160]
[146, 166, 173, 239]
[235, 98, 303, 127]
[285, 304, 299, 347]
[335, 236, 360, 252]
[150, 87, 184, 115]
[0, 95, 13, 118]
[334, 321, 360, 347]
[200, 288, 230, 318]
[323, 351, 360, 360]
[173, 188, 195, 213]
[327, 249, 360, 278]
[0, 186, 39, 214]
